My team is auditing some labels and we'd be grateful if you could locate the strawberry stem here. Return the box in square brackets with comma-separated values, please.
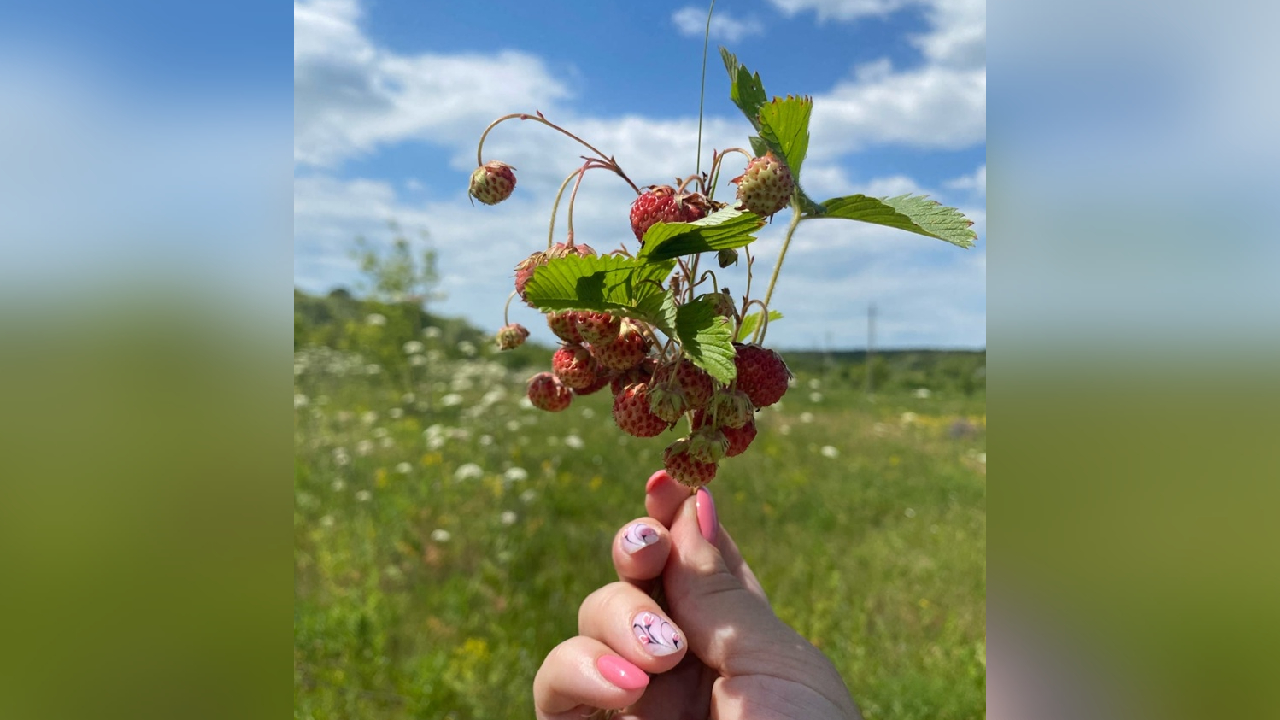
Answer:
[502, 290, 517, 326]
[754, 199, 803, 344]
[476, 112, 641, 194]
[546, 169, 579, 249]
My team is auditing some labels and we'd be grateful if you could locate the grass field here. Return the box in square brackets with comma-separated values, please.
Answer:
[293, 339, 986, 719]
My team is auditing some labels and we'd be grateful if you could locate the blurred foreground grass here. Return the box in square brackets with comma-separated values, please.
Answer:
[293, 338, 986, 720]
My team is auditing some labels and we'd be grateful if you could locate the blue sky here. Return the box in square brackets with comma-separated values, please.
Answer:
[294, 0, 987, 350]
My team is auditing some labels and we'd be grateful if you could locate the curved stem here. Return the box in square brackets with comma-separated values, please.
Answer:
[753, 200, 803, 344]
[546, 169, 579, 249]
[476, 112, 642, 194]
[502, 290, 517, 326]
[565, 159, 600, 246]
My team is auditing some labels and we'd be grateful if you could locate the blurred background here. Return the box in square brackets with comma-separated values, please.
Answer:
[3, 0, 1277, 718]
[291, 0, 985, 717]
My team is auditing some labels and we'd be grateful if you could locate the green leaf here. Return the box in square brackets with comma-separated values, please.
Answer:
[523, 254, 678, 332]
[814, 194, 977, 248]
[637, 207, 765, 263]
[758, 95, 812, 179]
[735, 310, 783, 343]
[720, 48, 766, 131]
[675, 297, 737, 384]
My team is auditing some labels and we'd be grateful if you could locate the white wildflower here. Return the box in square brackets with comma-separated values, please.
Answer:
[808, 378, 821, 390]
[455, 463, 483, 481]
[900, 411, 918, 425]
[500, 511, 517, 525]
[356, 490, 372, 502]
[457, 341, 477, 356]
[520, 489, 537, 503]
[819, 446, 839, 459]
[365, 313, 386, 326]
[333, 448, 350, 466]
[389, 408, 404, 419]
[403, 341, 425, 355]
[320, 515, 335, 528]
[441, 394, 463, 407]
[356, 440, 374, 456]
[504, 467, 528, 483]
[905, 508, 916, 518]
[564, 434, 584, 449]
[799, 412, 814, 424]
[361, 411, 378, 425]
[423, 326, 442, 339]
[479, 435, 493, 447]
[430, 529, 451, 542]
[365, 364, 382, 375]
[580, 407, 595, 419]
[506, 420, 521, 431]
[331, 479, 346, 492]
[809, 392, 823, 403]
[294, 394, 309, 409]
[395, 462, 412, 474]
[409, 355, 427, 367]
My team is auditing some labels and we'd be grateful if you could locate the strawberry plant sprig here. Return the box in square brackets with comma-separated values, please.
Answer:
[469, 45, 976, 490]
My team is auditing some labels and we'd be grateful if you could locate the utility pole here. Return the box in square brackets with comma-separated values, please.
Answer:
[866, 303, 876, 397]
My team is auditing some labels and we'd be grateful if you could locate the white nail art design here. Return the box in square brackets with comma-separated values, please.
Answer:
[621, 523, 660, 554]
[632, 611, 682, 656]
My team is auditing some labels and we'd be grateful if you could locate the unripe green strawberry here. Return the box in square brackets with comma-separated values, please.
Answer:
[495, 323, 530, 350]
[709, 389, 754, 429]
[646, 381, 688, 424]
[731, 151, 793, 218]
[469, 161, 516, 205]
[688, 425, 729, 464]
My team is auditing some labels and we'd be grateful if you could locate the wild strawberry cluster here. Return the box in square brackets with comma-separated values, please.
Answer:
[468, 116, 797, 489]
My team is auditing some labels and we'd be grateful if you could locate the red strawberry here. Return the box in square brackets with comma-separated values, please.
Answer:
[673, 359, 714, 409]
[495, 323, 530, 350]
[613, 382, 670, 438]
[552, 344, 599, 390]
[547, 311, 582, 344]
[573, 370, 611, 397]
[610, 357, 656, 395]
[629, 186, 710, 243]
[721, 420, 757, 457]
[733, 343, 791, 408]
[594, 319, 649, 371]
[576, 311, 621, 346]
[469, 160, 516, 205]
[527, 372, 572, 412]
[663, 439, 718, 488]
[731, 151, 793, 218]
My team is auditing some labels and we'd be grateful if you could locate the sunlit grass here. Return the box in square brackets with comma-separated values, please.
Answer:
[293, 342, 985, 720]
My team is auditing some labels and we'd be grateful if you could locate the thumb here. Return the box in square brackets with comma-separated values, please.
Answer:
[663, 490, 806, 677]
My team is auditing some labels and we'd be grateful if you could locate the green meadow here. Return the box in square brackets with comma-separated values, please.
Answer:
[294, 302, 985, 719]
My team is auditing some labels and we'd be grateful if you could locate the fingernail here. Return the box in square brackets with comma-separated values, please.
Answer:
[695, 487, 718, 543]
[632, 610, 683, 657]
[646, 470, 671, 493]
[620, 522, 661, 554]
[597, 654, 649, 690]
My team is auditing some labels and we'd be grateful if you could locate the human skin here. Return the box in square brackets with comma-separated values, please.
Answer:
[533, 470, 863, 720]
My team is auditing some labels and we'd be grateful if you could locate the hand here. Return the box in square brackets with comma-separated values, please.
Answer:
[534, 470, 862, 719]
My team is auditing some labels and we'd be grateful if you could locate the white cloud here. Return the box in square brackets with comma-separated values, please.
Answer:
[292, 0, 986, 348]
[945, 164, 985, 195]
[294, 0, 570, 168]
[672, 6, 765, 42]
[767, 0, 911, 22]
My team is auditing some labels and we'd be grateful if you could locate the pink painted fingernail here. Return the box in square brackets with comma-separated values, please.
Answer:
[597, 654, 649, 690]
[695, 487, 718, 543]
[621, 522, 661, 554]
[646, 470, 671, 493]
[632, 611, 683, 657]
